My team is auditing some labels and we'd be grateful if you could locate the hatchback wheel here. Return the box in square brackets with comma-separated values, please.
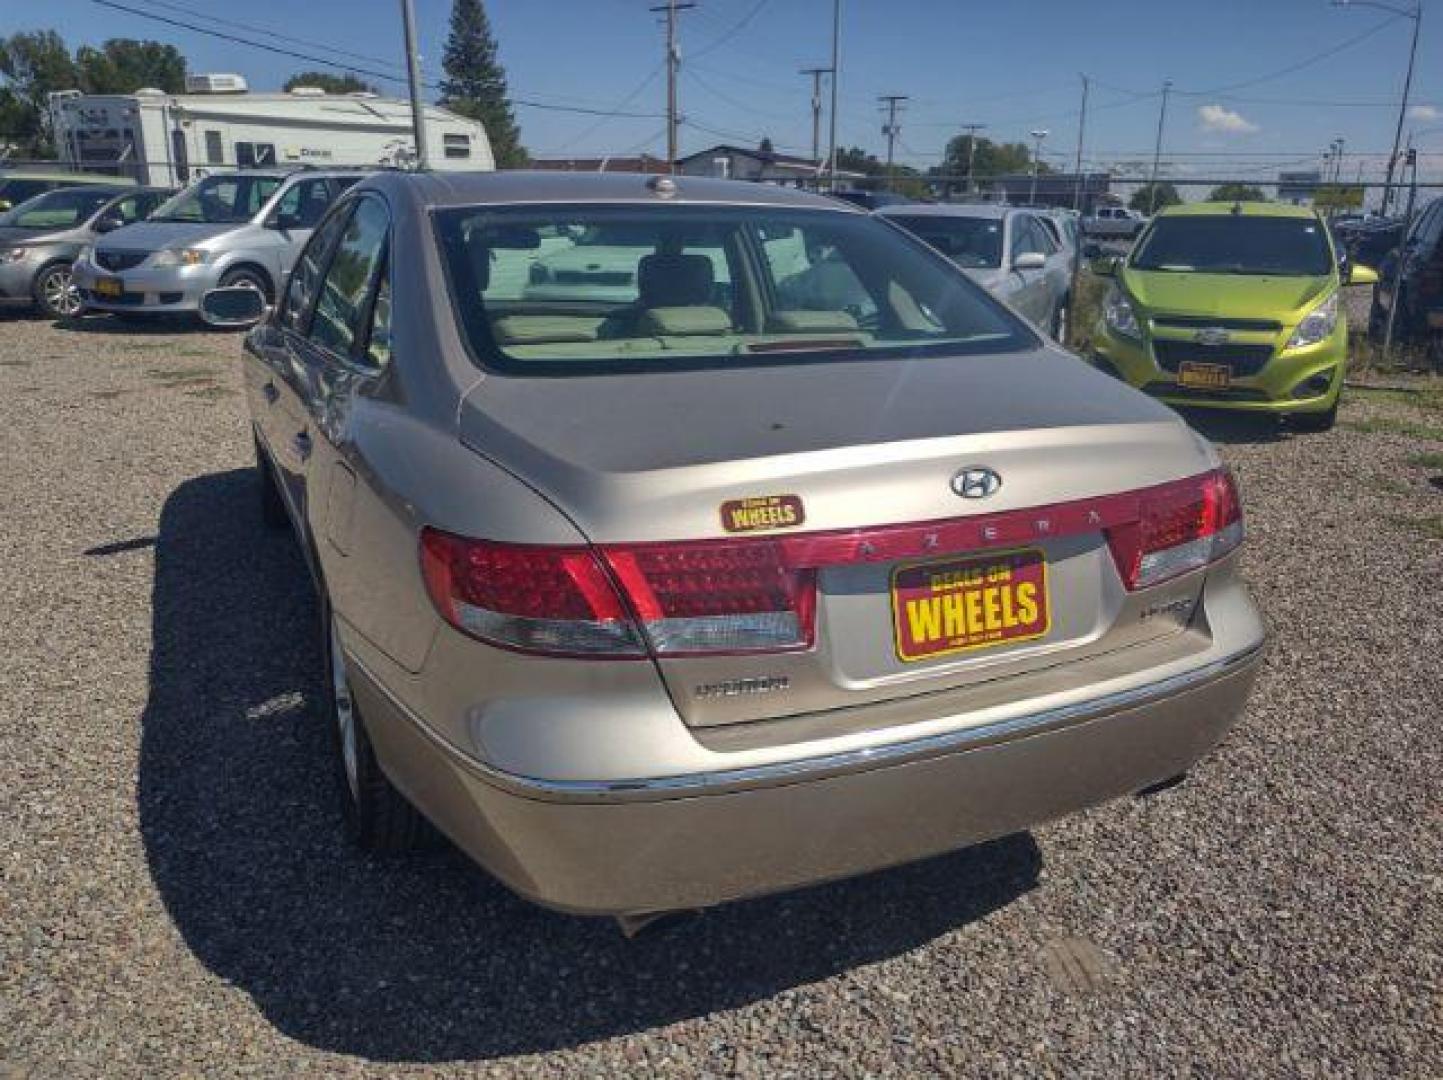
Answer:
[34, 263, 83, 319]
[322, 603, 427, 852]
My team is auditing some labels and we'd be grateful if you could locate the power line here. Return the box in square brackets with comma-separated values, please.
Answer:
[542, 63, 665, 155]
[690, 0, 773, 61]
[84, 0, 666, 118]
[1174, 14, 1404, 96]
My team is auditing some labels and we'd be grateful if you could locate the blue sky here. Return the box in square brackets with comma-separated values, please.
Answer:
[13, 0, 1443, 182]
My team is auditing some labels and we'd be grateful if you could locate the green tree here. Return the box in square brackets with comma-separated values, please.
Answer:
[283, 70, 376, 95]
[0, 30, 77, 156]
[439, 0, 526, 167]
[938, 134, 1045, 184]
[1130, 182, 1182, 214]
[1208, 183, 1267, 203]
[75, 39, 185, 94]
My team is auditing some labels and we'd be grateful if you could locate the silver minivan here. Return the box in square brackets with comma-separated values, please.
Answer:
[73, 169, 363, 318]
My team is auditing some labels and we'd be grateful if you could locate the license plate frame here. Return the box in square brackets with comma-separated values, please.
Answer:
[890, 548, 1051, 664]
[95, 277, 124, 298]
[1177, 361, 1231, 389]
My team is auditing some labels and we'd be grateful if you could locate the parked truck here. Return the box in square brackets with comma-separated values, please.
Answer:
[1083, 205, 1147, 239]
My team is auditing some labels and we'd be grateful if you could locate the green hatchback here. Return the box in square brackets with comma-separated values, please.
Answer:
[1089, 202, 1376, 432]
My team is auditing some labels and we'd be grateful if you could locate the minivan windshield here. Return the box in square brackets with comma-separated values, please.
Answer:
[885, 214, 1004, 269]
[149, 175, 282, 224]
[435, 204, 1033, 374]
[0, 188, 116, 230]
[1131, 215, 1332, 276]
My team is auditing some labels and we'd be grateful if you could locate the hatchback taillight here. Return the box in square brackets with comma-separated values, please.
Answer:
[420, 529, 815, 658]
[1105, 468, 1244, 590]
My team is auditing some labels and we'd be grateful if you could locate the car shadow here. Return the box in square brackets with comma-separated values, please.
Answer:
[51, 313, 233, 335]
[137, 468, 1043, 1064]
[1174, 408, 1286, 445]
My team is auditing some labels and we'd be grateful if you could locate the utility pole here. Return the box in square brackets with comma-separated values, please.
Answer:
[801, 66, 831, 171]
[826, 0, 841, 190]
[879, 94, 908, 190]
[399, 0, 429, 170]
[957, 122, 985, 196]
[651, 0, 696, 173]
[1147, 79, 1172, 215]
[1073, 74, 1090, 211]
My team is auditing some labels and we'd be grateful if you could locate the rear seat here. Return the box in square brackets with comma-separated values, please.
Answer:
[491, 315, 603, 346]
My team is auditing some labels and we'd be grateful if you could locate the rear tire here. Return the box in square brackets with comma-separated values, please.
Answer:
[255, 434, 288, 530]
[322, 600, 427, 853]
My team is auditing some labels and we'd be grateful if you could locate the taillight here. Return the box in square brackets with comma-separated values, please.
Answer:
[603, 541, 816, 655]
[419, 529, 815, 658]
[1105, 468, 1244, 590]
[419, 530, 645, 657]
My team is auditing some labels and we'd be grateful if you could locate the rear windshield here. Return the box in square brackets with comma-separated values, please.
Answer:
[150, 174, 282, 224]
[0, 187, 115, 229]
[1131, 215, 1333, 276]
[435, 204, 1032, 374]
[885, 214, 1004, 269]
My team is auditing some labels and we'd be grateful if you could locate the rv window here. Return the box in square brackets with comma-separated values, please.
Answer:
[205, 130, 224, 165]
[443, 133, 471, 160]
[236, 142, 277, 169]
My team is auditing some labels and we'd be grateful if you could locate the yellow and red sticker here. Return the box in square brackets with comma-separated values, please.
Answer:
[719, 494, 805, 533]
[891, 549, 1050, 662]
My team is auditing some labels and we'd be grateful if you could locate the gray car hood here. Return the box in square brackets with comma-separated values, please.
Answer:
[459, 346, 1183, 491]
[94, 221, 239, 251]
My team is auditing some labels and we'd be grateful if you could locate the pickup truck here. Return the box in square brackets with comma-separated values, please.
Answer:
[1083, 205, 1146, 239]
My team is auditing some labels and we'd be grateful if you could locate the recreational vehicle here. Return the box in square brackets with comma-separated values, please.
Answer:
[49, 75, 492, 187]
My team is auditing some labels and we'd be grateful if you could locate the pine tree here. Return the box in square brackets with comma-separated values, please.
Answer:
[439, 0, 526, 167]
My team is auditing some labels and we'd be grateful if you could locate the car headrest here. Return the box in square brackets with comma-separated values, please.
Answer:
[636, 305, 733, 337]
[638, 252, 714, 308]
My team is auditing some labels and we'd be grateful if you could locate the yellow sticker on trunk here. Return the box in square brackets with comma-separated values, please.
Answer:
[720, 495, 805, 533]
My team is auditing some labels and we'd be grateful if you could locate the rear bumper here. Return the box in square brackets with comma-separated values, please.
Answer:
[350, 639, 1264, 916]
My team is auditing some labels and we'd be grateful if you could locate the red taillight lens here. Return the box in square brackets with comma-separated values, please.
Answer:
[604, 540, 816, 655]
[419, 529, 645, 657]
[1105, 468, 1244, 590]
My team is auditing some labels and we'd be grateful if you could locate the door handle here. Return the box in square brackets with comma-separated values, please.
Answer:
[262, 381, 279, 405]
[291, 430, 312, 462]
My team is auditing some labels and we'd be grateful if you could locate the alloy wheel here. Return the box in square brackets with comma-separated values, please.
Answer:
[41, 266, 83, 317]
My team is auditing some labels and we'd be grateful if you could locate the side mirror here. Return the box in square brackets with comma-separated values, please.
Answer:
[199, 286, 268, 327]
[1348, 264, 1379, 286]
[94, 214, 125, 234]
[1089, 255, 1119, 277]
[1013, 251, 1047, 272]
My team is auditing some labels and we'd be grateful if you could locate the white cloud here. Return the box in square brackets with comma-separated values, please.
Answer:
[1409, 104, 1439, 121]
[1197, 104, 1260, 135]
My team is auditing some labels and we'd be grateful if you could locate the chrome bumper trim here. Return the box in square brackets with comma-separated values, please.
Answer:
[353, 639, 1265, 803]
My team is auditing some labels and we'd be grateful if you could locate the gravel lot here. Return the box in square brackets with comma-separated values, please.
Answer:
[2, 308, 1440, 1078]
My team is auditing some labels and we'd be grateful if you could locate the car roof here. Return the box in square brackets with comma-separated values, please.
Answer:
[366, 170, 869, 212]
[1158, 201, 1318, 220]
[875, 202, 1010, 220]
[0, 170, 131, 184]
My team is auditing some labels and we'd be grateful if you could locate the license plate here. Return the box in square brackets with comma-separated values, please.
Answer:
[891, 549, 1050, 663]
[1178, 362, 1231, 389]
[95, 277, 123, 298]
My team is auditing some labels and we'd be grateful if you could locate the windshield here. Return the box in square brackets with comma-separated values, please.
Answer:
[436, 204, 1032, 374]
[0, 188, 115, 230]
[150, 175, 282, 224]
[884, 215, 1004, 269]
[1131, 216, 1333, 276]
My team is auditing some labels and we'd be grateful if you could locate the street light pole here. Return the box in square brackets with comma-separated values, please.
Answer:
[958, 122, 985, 195]
[826, 0, 841, 190]
[1028, 129, 1048, 204]
[1331, 0, 1422, 216]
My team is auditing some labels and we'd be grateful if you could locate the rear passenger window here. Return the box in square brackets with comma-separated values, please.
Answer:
[281, 207, 352, 332]
[309, 197, 389, 357]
